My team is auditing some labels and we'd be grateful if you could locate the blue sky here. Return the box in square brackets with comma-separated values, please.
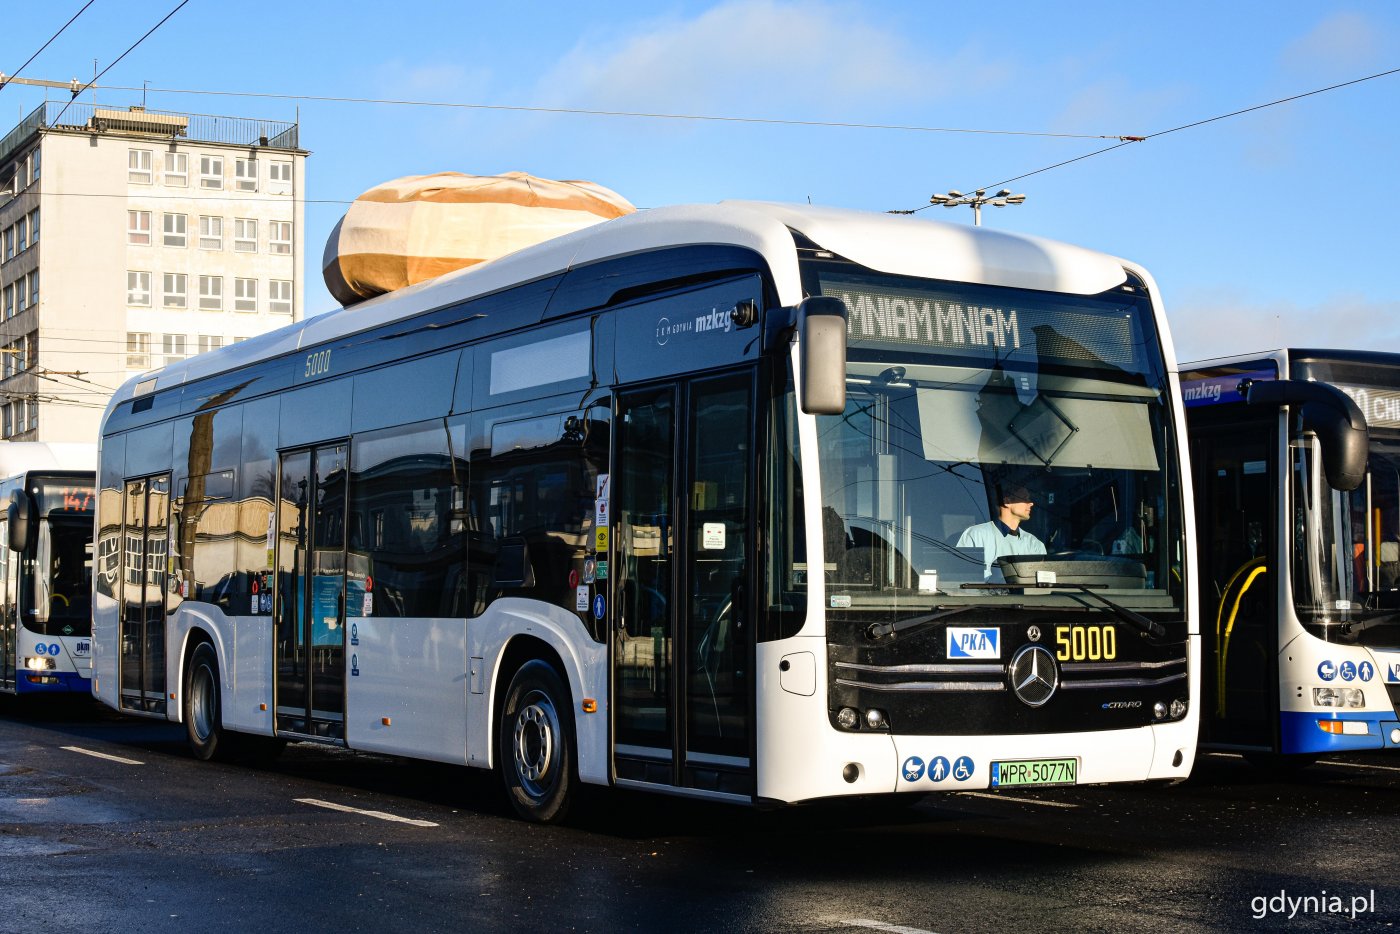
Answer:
[4, 1, 1398, 361]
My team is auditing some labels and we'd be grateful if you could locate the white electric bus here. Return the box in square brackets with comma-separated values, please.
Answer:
[0, 442, 97, 698]
[92, 201, 1197, 821]
[1184, 349, 1400, 762]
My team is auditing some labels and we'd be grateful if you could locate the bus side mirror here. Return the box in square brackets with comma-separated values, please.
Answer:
[1240, 378, 1369, 491]
[7, 489, 34, 553]
[797, 296, 848, 415]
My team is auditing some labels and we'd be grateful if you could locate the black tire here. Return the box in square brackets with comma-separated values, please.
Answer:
[184, 641, 226, 761]
[498, 660, 576, 823]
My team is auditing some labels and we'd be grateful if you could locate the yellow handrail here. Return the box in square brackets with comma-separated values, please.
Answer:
[1214, 558, 1266, 714]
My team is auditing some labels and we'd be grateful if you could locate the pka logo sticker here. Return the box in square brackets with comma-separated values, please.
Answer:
[948, 627, 1000, 660]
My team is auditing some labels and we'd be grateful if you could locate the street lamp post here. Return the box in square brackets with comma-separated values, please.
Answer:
[929, 188, 1027, 226]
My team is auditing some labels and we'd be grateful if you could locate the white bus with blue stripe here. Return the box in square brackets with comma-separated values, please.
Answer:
[1183, 349, 1400, 762]
[90, 201, 1198, 820]
[0, 443, 96, 697]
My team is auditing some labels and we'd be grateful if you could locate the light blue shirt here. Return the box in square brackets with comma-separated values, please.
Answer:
[957, 519, 1047, 577]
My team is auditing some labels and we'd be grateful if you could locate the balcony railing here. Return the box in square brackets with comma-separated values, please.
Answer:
[2, 102, 299, 165]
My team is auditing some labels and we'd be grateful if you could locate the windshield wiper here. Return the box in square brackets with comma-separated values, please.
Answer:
[1060, 584, 1166, 641]
[866, 604, 1006, 642]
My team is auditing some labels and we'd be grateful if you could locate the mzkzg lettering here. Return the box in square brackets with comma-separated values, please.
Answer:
[694, 306, 734, 334]
[838, 290, 1020, 349]
[1251, 889, 1376, 922]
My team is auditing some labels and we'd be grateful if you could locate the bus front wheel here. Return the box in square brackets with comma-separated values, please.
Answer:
[498, 660, 576, 823]
[184, 642, 226, 761]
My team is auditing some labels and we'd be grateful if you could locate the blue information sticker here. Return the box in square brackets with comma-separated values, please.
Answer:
[902, 756, 925, 782]
[1339, 660, 1357, 682]
[47, 643, 60, 656]
[928, 756, 951, 782]
[953, 756, 975, 781]
[1318, 660, 1337, 682]
[1358, 661, 1375, 682]
[592, 594, 607, 620]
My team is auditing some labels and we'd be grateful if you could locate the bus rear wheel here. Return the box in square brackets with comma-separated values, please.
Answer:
[185, 641, 226, 761]
[498, 660, 576, 823]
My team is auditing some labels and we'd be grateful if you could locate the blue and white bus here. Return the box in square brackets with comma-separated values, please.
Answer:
[91, 201, 1197, 820]
[0, 442, 96, 697]
[1184, 349, 1400, 762]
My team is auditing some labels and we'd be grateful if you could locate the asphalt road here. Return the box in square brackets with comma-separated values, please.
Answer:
[1, 697, 1396, 933]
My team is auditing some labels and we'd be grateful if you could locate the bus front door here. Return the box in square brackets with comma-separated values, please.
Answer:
[275, 444, 348, 740]
[120, 476, 170, 713]
[613, 372, 756, 797]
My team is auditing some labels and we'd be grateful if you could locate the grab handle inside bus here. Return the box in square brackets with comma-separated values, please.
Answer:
[6, 489, 34, 553]
[1239, 378, 1369, 491]
[797, 296, 848, 415]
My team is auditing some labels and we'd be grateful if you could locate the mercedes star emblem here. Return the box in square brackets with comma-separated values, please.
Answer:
[1009, 644, 1059, 707]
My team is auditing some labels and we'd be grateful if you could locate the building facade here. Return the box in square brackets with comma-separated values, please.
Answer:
[0, 102, 307, 444]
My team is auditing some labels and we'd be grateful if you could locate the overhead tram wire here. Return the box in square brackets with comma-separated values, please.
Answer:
[0, 0, 98, 92]
[48, 0, 191, 128]
[891, 64, 1400, 213]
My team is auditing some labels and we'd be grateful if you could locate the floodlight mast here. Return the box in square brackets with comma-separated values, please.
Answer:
[928, 187, 1027, 226]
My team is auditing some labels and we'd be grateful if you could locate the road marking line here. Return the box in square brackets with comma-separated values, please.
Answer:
[1203, 752, 1244, 759]
[959, 791, 1078, 808]
[61, 746, 143, 766]
[843, 919, 940, 934]
[1319, 760, 1400, 774]
[295, 797, 438, 827]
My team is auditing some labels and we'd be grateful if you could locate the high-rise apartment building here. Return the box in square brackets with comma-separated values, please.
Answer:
[0, 102, 307, 443]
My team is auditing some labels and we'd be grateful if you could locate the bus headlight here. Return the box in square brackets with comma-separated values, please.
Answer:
[24, 657, 55, 671]
[836, 707, 860, 731]
[1169, 699, 1188, 719]
[1313, 687, 1364, 708]
[1152, 702, 1167, 720]
[864, 708, 887, 730]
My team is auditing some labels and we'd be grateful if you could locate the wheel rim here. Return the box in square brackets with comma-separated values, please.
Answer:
[512, 689, 559, 799]
[191, 663, 215, 742]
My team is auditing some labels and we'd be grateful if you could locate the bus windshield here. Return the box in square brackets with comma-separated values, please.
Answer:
[32, 509, 95, 638]
[1291, 434, 1400, 645]
[810, 266, 1184, 625]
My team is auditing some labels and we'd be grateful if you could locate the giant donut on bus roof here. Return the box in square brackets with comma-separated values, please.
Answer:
[322, 171, 636, 307]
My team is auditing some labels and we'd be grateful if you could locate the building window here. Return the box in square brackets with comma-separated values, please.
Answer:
[198, 335, 224, 354]
[269, 279, 292, 314]
[269, 161, 292, 186]
[162, 212, 188, 248]
[3, 284, 12, 319]
[128, 210, 152, 245]
[234, 218, 257, 253]
[234, 277, 257, 312]
[3, 226, 13, 260]
[199, 215, 223, 250]
[25, 333, 37, 373]
[199, 155, 223, 189]
[269, 221, 292, 255]
[128, 271, 152, 306]
[26, 272, 37, 309]
[163, 273, 187, 309]
[165, 152, 188, 186]
[162, 333, 188, 365]
[198, 275, 223, 311]
[1, 404, 10, 438]
[2, 343, 13, 378]
[15, 216, 27, 253]
[30, 148, 39, 182]
[27, 210, 38, 244]
[126, 332, 151, 369]
[235, 159, 258, 192]
[14, 277, 27, 312]
[129, 149, 153, 184]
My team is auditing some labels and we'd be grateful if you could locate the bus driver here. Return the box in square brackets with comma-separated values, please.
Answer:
[958, 484, 1046, 577]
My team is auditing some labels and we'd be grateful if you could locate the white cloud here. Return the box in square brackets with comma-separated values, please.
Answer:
[532, 1, 1010, 118]
[1169, 288, 1400, 362]
[1282, 11, 1385, 73]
